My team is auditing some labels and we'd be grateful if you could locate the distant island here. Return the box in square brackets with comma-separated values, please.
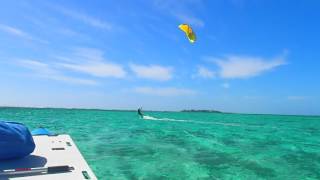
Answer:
[0, 106, 223, 113]
[181, 109, 222, 113]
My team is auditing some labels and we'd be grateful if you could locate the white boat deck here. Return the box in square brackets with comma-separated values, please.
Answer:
[0, 135, 97, 180]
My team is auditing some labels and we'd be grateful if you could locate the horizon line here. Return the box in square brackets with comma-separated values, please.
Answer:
[0, 105, 319, 117]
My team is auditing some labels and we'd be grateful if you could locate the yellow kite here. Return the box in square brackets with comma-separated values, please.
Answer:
[179, 24, 196, 43]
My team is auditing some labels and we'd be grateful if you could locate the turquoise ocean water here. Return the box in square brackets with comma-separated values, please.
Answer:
[1, 107, 320, 179]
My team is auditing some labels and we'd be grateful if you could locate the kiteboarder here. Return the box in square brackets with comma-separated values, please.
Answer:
[138, 107, 144, 118]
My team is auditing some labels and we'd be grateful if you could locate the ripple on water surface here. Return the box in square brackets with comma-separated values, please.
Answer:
[0, 108, 320, 179]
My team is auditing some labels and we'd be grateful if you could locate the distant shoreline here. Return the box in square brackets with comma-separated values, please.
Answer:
[0, 106, 222, 113]
[181, 109, 222, 113]
[0, 106, 319, 117]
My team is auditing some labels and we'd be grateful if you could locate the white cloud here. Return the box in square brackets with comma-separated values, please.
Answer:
[196, 66, 215, 78]
[19, 60, 98, 85]
[130, 64, 173, 81]
[56, 6, 113, 30]
[0, 24, 32, 39]
[0, 24, 49, 44]
[49, 76, 98, 85]
[57, 48, 126, 78]
[20, 60, 55, 74]
[209, 55, 286, 79]
[222, 83, 230, 89]
[134, 87, 196, 96]
[59, 62, 126, 78]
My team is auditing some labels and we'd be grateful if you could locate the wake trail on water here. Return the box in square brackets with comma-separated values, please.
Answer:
[143, 115, 242, 127]
[142, 115, 276, 129]
[143, 115, 186, 122]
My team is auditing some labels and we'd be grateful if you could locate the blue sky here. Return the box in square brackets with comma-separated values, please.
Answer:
[0, 0, 319, 115]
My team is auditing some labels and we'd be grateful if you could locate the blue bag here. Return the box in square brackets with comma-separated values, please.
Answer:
[0, 121, 35, 160]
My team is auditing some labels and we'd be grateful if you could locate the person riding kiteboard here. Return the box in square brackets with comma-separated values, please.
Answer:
[138, 107, 144, 118]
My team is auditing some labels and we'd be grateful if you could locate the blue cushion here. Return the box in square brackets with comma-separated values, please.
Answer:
[0, 121, 35, 160]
